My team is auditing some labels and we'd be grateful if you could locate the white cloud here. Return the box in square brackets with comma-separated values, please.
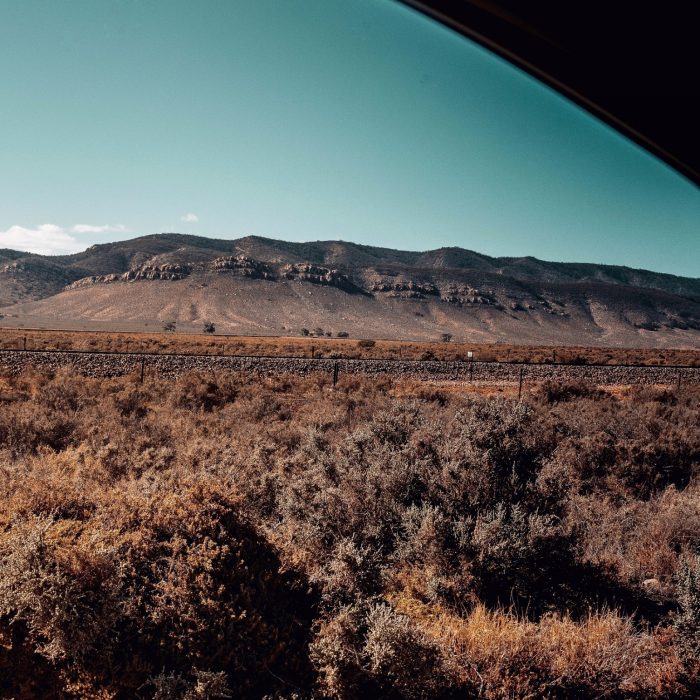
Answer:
[0, 224, 85, 255]
[71, 223, 129, 234]
[181, 212, 199, 223]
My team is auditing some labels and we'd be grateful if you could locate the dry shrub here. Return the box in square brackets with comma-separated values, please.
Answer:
[469, 504, 574, 611]
[0, 515, 122, 665]
[534, 379, 605, 403]
[0, 479, 314, 697]
[311, 602, 446, 699]
[573, 486, 700, 591]
[407, 602, 682, 699]
[676, 555, 700, 667]
[170, 372, 239, 411]
[0, 369, 698, 697]
[1, 452, 84, 524]
[538, 612, 681, 697]
[145, 668, 231, 699]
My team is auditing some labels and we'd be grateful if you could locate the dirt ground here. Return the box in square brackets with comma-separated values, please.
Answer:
[0, 326, 697, 366]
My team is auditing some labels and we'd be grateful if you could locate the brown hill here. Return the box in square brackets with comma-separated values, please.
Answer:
[1, 234, 698, 347]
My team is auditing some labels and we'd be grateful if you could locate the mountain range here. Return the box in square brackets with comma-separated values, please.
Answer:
[1, 233, 698, 347]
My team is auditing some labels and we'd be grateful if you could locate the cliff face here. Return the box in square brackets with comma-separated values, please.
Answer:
[63, 256, 353, 290]
[66, 263, 192, 289]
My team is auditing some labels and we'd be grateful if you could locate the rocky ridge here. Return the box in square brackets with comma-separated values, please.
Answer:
[1, 234, 698, 346]
[65, 256, 356, 291]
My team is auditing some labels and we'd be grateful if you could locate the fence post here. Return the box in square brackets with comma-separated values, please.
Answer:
[23, 336, 27, 351]
[678, 370, 682, 390]
[333, 361, 339, 387]
[140, 356, 145, 383]
[518, 365, 524, 400]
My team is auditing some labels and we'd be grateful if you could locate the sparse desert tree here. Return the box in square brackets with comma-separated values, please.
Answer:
[202, 321, 215, 334]
[441, 333, 453, 342]
[163, 320, 177, 332]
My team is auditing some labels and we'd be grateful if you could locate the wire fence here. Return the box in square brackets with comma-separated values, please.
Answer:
[1, 347, 698, 386]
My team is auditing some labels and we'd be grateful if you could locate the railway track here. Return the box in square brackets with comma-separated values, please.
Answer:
[1, 347, 698, 386]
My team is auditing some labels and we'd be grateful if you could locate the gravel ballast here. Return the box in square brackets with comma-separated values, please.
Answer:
[1, 349, 698, 386]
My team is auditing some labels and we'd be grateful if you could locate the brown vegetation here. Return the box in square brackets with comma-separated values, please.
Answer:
[0, 368, 699, 697]
[1, 327, 698, 366]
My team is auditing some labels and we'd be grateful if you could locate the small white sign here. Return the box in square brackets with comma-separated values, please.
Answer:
[467, 351, 473, 360]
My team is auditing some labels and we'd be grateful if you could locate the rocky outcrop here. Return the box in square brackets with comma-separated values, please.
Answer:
[64, 257, 362, 292]
[370, 280, 439, 298]
[211, 255, 274, 279]
[282, 263, 358, 292]
[0, 261, 23, 274]
[66, 263, 192, 289]
[123, 263, 192, 281]
[440, 285, 500, 307]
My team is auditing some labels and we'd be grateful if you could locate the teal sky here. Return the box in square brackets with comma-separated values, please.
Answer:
[0, 0, 698, 276]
